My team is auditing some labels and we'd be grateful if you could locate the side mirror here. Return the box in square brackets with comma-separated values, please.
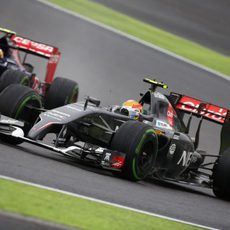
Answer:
[84, 96, 101, 110]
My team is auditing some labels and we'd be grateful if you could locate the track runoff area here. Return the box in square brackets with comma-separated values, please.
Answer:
[0, 175, 217, 230]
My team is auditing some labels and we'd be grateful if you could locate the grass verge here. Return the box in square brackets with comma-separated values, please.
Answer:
[47, 0, 230, 76]
[0, 178, 204, 230]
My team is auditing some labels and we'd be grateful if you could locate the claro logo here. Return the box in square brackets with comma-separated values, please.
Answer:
[177, 96, 227, 123]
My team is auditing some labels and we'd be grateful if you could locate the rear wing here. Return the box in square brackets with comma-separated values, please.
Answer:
[10, 35, 61, 84]
[169, 92, 229, 124]
[169, 92, 230, 154]
[11, 35, 58, 58]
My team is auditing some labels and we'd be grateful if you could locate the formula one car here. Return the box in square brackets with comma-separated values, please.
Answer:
[0, 79, 229, 200]
[0, 27, 78, 110]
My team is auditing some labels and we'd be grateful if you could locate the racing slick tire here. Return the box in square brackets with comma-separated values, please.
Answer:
[44, 77, 79, 109]
[212, 148, 230, 200]
[0, 69, 30, 93]
[0, 84, 42, 145]
[110, 120, 158, 181]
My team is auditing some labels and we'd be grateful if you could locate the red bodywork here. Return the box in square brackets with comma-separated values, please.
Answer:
[10, 35, 61, 93]
[176, 95, 228, 124]
[173, 93, 230, 155]
[111, 156, 125, 169]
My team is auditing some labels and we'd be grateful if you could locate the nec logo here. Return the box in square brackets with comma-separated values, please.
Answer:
[177, 150, 193, 167]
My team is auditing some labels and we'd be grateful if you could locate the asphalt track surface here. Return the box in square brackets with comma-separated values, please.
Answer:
[92, 0, 230, 56]
[0, 0, 230, 229]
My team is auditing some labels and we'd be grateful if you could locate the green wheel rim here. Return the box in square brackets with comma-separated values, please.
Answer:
[67, 85, 79, 104]
[15, 95, 42, 120]
[132, 129, 156, 180]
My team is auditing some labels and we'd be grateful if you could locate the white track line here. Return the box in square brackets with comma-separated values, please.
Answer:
[37, 0, 229, 81]
[0, 175, 217, 230]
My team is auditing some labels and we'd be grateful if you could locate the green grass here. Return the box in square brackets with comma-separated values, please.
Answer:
[0, 178, 204, 230]
[47, 0, 230, 76]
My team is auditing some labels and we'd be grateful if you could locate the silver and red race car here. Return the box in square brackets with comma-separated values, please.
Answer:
[0, 27, 78, 109]
[0, 78, 229, 201]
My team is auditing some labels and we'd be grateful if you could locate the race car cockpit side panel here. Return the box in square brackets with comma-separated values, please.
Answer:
[28, 102, 130, 141]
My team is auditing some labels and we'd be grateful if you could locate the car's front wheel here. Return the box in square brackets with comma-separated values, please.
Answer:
[110, 120, 158, 181]
[0, 84, 42, 144]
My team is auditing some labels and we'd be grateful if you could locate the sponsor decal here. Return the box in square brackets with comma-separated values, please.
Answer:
[101, 151, 111, 167]
[12, 36, 54, 57]
[169, 143, 176, 155]
[167, 104, 176, 127]
[153, 92, 165, 100]
[52, 110, 71, 118]
[155, 120, 173, 130]
[104, 152, 111, 161]
[44, 113, 62, 121]
[66, 105, 82, 112]
[111, 156, 125, 169]
[43, 110, 71, 121]
[172, 134, 180, 140]
[177, 96, 227, 123]
[177, 150, 193, 167]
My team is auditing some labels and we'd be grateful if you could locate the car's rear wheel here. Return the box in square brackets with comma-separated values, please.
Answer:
[212, 148, 230, 200]
[110, 120, 158, 181]
[0, 84, 42, 144]
[44, 77, 79, 109]
[0, 69, 30, 93]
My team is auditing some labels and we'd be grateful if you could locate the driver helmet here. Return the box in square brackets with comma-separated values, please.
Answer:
[0, 48, 4, 59]
[121, 100, 143, 119]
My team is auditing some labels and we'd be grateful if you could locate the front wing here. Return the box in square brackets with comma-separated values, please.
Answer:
[0, 118, 125, 171]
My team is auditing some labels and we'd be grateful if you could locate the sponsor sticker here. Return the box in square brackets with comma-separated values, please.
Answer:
[12, 36, 54, 57]
[153, 92, 166, 100]
[177, 150, 193, 167]
[104, 152, 111, 162]
[155, 120, 173, 130]
[169, 144, 176, 155]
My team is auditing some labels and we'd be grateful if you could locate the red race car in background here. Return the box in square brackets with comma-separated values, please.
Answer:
[0, 27, 78, 110]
